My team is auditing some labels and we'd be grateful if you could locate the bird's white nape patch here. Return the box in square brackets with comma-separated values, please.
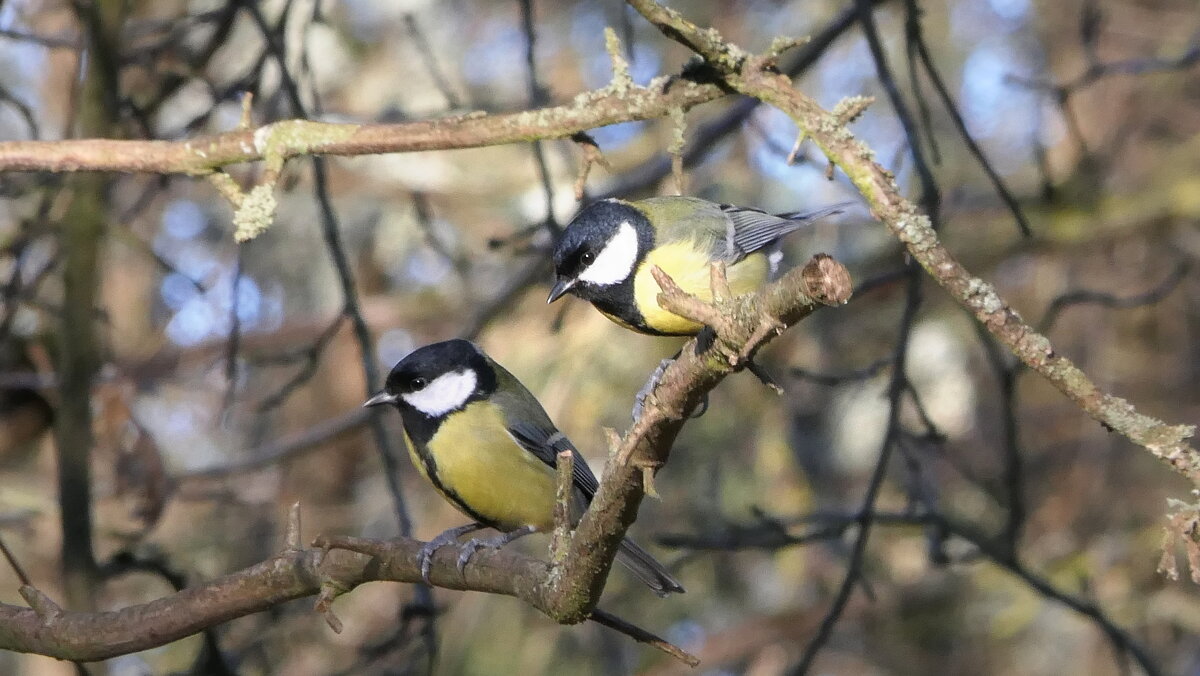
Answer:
[401, 369, 478, 416]
[578, 221, 638, 286]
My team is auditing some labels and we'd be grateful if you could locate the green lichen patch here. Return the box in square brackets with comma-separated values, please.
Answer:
[253, 120, 360, 160]
[233, 183, 277, 242]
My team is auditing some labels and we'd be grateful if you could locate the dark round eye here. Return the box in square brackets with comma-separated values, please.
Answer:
[580, 251, 595, 265]
[410, 377, 427, 391]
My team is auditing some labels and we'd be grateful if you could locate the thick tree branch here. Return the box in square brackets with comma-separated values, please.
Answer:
[0, 529, 695, 664]
[625, 0, 1199, 484]
[0, 535, 530, 661]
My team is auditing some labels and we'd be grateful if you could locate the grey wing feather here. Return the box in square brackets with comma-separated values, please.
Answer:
[720, 202, 851, 260]
[508, 421, 600, 500]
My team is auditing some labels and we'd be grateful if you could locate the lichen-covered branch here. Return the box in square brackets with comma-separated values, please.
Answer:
[625, 0, 1199, 484]
[0, 76, 725, 175]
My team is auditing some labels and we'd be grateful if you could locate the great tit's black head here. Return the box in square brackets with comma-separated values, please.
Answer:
[548, 199, 650, 303]
[364, 339, 496, 418]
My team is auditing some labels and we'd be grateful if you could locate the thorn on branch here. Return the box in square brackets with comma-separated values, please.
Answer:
[639, 464, 661, 498]
[832, 95, 874, 125]
[709, 261, 731, 302]
[570, 132, 610, 201]
[551, 450, 574, 564]
[285, 501, 302, 551]
[763, 35, 810, 65]
[238, 91, 254, 130]
[603, 27, 633, 91]
[314, 582, 345, 633]
[19, 585, 63, 624]
[786, 129, 808, 166]
[668, 107, 687, 195]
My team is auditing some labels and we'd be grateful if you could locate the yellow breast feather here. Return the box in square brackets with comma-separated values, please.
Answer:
[418, 401, 558, 531]
[632, 241, 769, 334]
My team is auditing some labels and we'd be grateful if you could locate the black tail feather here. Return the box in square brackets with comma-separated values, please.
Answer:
[617, 537, 685, 597]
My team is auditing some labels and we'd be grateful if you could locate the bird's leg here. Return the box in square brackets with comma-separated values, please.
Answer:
[632, 358, 712, 421]
[418, 522, 486, 584]
[632, 357, 675, 422]
[456, 525, 537, 575]
[634, 328, 722, 422]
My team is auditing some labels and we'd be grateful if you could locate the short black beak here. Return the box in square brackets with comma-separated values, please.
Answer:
[363, 391, 398, 407]
[547, 277, 575, 304]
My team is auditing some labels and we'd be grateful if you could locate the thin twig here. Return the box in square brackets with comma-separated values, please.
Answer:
[589, 608, 700, 666]
[904, 0, 1032, 237]
[0, 534, 31, 587]
[1037, 260, 1191, 335]
[401, 13, 462, 109]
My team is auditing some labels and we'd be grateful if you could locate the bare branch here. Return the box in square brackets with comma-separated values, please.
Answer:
[0, 537, 541, 661]
[0, 76, 728, 175]
[570, 131, 611, 200]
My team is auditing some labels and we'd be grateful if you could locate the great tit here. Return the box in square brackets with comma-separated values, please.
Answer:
[363, 339, 684, 596]
[548, 196, 847, 335]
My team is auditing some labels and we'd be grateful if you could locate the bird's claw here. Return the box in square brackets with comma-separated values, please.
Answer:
[456, 540, 485, 575]
[417, 523, 485, 585]
[632, 358, 674, 422]
[633, 358, 710, 420]
[455, 526, 537, 577]
[417, 547, 436, 585]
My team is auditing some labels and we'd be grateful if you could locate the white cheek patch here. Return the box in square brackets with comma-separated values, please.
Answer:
[401, 369, 478, 417]
[578, 221, 639, 287]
